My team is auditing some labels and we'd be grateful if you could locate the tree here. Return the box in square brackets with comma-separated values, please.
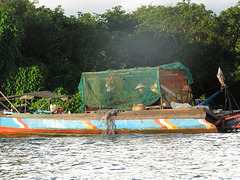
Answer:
[0, 0, 36, 19]
[217, 3, 240, 103]
[101, 6, 136, 33]
[94, 6, 138, 70]
[218, 3, 240, 54]
[1, 66, 45, 96]
[0, 8, 21, 79]
[134, 1, 217, 45]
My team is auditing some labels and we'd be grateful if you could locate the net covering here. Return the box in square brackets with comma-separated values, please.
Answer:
[78, 62, 193, 111]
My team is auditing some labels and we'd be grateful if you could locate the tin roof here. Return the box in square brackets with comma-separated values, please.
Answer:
[0, 91, 68, 101]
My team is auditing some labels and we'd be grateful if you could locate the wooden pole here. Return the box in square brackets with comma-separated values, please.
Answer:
[62, 99, 70, 113]
[0, 91, 20, 113]
[163, 95, 171, 107]
[35, 98, 51, 113]
[26, 100, 31, 106]
[0, 101, 11, 111]
[25, 98, 27, 113]
[160, 96, 163, 109]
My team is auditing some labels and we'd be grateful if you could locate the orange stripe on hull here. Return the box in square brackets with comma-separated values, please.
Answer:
[225, 114, 240, 120]
[154, 119, 168, 128]
[81, 121, 98, 129]
[0, 126, 218, 138]
[16, 118, 29, 128]
[200, 119, 217, 129]
[165, 119, 178, 129]
[154, 119, 178, 129]
[0, 127, 102, 136]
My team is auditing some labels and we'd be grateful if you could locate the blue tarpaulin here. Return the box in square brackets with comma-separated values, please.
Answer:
[198, 91, 221, 106]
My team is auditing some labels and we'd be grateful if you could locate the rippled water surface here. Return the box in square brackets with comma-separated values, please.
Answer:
[0, 133, 240, 180]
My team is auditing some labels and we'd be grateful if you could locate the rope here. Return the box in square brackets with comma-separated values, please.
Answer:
[97, 109, 118, 134]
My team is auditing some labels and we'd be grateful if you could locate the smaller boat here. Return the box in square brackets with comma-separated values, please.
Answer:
[213, 110, 240, 133]
[224, 113, 240, 132]
[200, 67, 240, 133]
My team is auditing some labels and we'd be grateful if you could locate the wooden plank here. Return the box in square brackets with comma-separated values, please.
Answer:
[10, 108, 207, 120]
[115, 108, 206, 120]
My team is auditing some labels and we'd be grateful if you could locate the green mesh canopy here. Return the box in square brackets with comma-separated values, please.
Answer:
[78, 62, 193, 112]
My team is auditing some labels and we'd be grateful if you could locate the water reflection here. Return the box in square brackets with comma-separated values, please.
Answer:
[0, 133, 240, 179]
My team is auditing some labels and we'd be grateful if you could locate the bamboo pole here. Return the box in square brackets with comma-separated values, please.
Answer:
[35, 98, 51, 113]
[26, 100, 31, 106]
[0, 101, 11, 111]
[0, 91, 20, 113]
[160, 96, 163, 109]
[25, 98, 27, 113]
[62, 99, 70, 113]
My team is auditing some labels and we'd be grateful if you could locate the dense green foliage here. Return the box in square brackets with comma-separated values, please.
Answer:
[0, 0, 240, 111]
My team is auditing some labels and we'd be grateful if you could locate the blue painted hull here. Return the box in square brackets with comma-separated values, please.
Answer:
[0, 112, 218, 137]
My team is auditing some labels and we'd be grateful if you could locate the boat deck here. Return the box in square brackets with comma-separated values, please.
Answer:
[2, 107, 213, 120]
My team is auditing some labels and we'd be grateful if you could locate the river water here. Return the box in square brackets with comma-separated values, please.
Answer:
[0, 133, 239, 180]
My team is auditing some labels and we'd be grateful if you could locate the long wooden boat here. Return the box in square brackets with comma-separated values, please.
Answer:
[1, 64, 239, 137]
[0, 107, 218, 137]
